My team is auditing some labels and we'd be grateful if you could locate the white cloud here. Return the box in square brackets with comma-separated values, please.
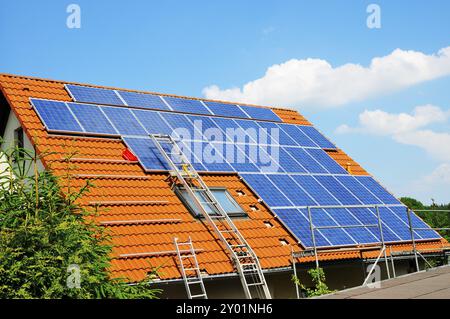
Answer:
[336, 105, 450, 161]
[203, 46, 450, 108]
[338, 105, 450, 203]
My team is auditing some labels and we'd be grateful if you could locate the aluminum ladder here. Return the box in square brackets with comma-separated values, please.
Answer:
[174, 236, 208, 299]
[151, 134, 271, 299]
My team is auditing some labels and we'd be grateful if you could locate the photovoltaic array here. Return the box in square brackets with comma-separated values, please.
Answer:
[29, 84, 441, 248]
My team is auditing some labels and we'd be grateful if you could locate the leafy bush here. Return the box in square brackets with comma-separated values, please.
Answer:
[0, 145, 161, 298]
[292, 267, 335, 297]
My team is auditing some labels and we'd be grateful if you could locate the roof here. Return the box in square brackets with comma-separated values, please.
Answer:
[318, 265, 450, 299]
[0, 73, 447, 282]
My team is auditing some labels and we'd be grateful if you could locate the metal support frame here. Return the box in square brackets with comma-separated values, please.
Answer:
[291, 204, 395, 295]
[407, 208, 450, 272]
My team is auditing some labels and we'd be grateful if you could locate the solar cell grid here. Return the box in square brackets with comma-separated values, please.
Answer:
[298, 125, 336, 149]
[66, 84, 125, 106]
[101, 106, 148, 136]
[31, 99, 84, 133]
[163, 96, 212, 115]
[118, 91, 170, 111]
[203, 101, 249, 119]
[67, 103, 118, 135]
[238, 105, 282, 122]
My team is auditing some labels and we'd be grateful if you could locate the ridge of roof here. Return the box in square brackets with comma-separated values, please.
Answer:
[0, 72, 298, 112]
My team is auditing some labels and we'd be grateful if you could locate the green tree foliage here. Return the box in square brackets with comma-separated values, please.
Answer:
[400, 197, 450, 242]
[0, 145, 161, 298]
[292, 267, 335, 298]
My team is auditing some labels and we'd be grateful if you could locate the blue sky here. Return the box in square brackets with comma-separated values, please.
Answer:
[1, 1, 449, 204]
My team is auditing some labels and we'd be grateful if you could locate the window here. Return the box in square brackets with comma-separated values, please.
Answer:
[13, 127, 25, 162]
[177, 187, 246, 218]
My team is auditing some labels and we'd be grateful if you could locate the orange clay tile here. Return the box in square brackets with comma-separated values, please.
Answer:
[326, 148, 369, 176]
[0, 73, 447, 282]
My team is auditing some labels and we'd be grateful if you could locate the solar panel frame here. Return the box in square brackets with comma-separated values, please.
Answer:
[30, 98, 85, 134]
[298, 125, 336, 149]
[203, 101, 250, 119]
[238, 104, 282, 122]
[118, 91, 171, 111]
[67, 102, 119, 136]
[65, 84, 125, 106]
[101, 106, 148, 136]
[162, 96, 212, 115]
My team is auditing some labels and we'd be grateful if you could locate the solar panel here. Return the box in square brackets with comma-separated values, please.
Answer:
[31, 99, 84, 133]
[298, 126, 336, 149]
[278, 123, 318, 147]
[284, 147, 328, 174]
[67, 103, 118, 135]
[203, 101, 249, 119]
[263, 147, 306, 173]
[305, 148, 348, 174]
[291, 175, 339, 206]
[101, 106, 148, 136]
[159, 113, 200, 141]
[267, 174, 316, 207]
[132, 109, 173, 135]
[241, 174, 291, 207]
[122, 137, 170, 171]
[238, 105, 281, 122]
[355, 176, 400, 205]
[118, 91, 170, 111]
[66, 84, 125, 106]
[213, 118, 257, 144]
[186, 115, 225, 142]
[335, 175, 382, 205]
[256, 121, 297, 146]
[313, 175, 361, 205]
[191, 141, 234, 172]
[212, 142, 259, 172]
[163, 96, 212, 115]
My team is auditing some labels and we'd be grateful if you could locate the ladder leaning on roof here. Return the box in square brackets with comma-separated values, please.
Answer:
[174, 236, 208, 299]
[151, 134, 271, 299]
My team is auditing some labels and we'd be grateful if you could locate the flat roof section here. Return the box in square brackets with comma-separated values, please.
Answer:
[318, 265, 450, 299]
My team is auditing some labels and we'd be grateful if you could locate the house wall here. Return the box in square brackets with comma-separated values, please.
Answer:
[0, 111, 44, 175]
[153, 259, 417, 299]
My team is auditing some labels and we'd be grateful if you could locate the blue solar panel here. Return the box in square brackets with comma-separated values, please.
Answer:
[267, 174, 316, 207]
[31, 99, 84, 133]
[203, 101, 249, 119]
[307, 208, 357, 245]
[355, 176, 400, 205]
[314, 175, 361, 205]
[132, 109, 173, 135]
[212, 142, 259, 172]
[389, 206, 441, 240]
[298, 126, 336, 149]
[213, 118, 257, 144]
[256, 121, 297, 146]
[278, 123, 318, 147]
[284, 147, 328, 174]
[335, 175, 382, 205]
[238, 105, 281, 122]
[177, 141, 207, 171]
[66, 85, 125, 106]
[163, 96, 212, 115]
[190, 141, 234, 172]
[118, 91, 170, 111]
[291, 175, 339, 205]
[241, 174, 291, 207]
[122, 137, 170, 171]
[67, 103, 118, 135]
[305, 148, 348, 174]
[159, 113, 200, 141]
[264, 147, 306, 173]
[101, 107, 147, 136]
[186, 115, 225, 142]
[274, 209, 330, 247]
